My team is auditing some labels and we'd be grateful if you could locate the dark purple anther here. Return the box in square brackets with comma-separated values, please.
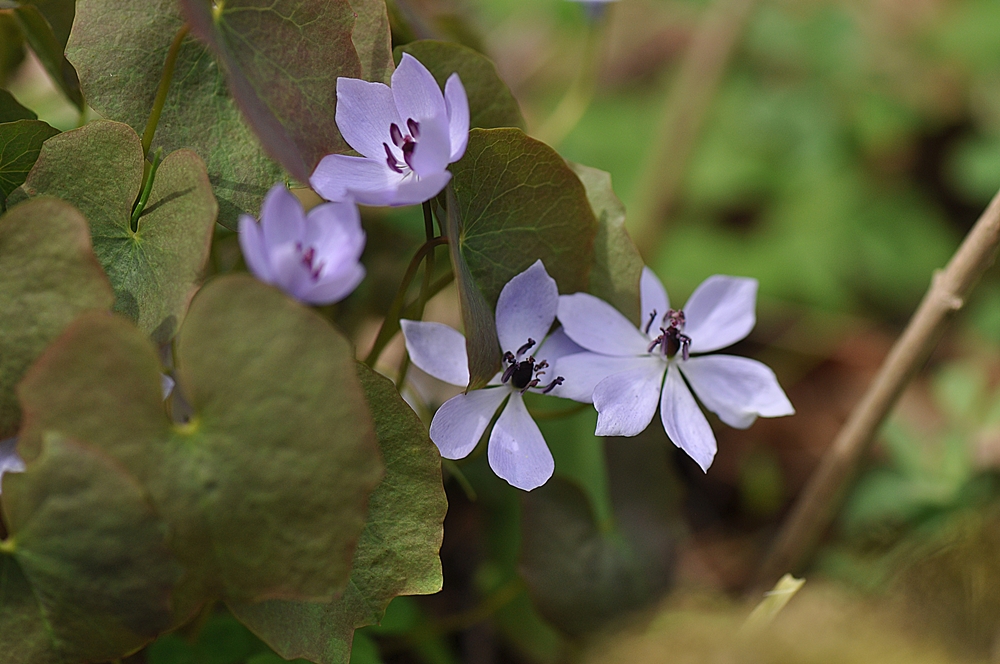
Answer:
[402, 142, 416, 170]
[644, 310, 657, 335]
[390, 123, 405, 148]
[541, 376, 564, 394]
[516, 339, 536, 358]
[407, 118, 420, 139]
[384, 143, 404, 173]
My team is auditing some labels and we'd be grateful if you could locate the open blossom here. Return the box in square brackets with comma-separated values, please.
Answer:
[239, 184, 366, 305]
[401, 261, 576, 491]
[555, 268, 794, 471]
[310, 54, 469, 207]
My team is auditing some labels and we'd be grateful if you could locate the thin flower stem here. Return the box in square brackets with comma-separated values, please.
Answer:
[364, 236, 448, 368]
[753, 187, 1000, 592]
[396, 202, 440, 385]
[534, 16, 605, 147]
[130, 147, 163, 233]
[629, 0, 758, 258]
[400, 272, 455, 320]
[142, 23, 190, 158]
[442, 459, 477, 502]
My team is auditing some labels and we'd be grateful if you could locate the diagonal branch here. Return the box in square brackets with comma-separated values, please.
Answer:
[753, 187, 1000, 592]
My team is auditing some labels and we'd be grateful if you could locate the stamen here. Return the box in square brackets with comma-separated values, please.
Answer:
[502, 362, 518, 384]
[402, 142, 416, 170]
[516, 339, 536, 359]
[541, 376, 565, 394]
[648, 334, 664, 353]
[389, 123, 405, 148]
[384, 143, 404, 173]
[407, 118, 420, 138]
[644, 310, 657, 335]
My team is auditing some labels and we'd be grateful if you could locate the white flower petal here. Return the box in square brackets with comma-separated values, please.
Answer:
[0, 437, 25, 494]
[305, 201, 365, 261]
[557, 292, 649, 356]
[678, 355, 794, 429]
[660, 363, 716, 472]
[495, 260, 558, 356]
[593, 360, 665, 436]
[388, 171, 452, 207]
[444, 73, 469, 161]
[640, 266, 669, 330]
[260, 185, 305, 249]
[487, 392, 554, 491]
[551, 352, 659, 403]
[536, 328, 584, 365]
[682, 275, 757, 354]
[429, 387, 509, 459]
[299, 263, 366, 305]
[238, 215, 275, 284]
[407, 117, 452, 178]
[311, 154, 403, 206]
[401, 320, 471, 387]
[392, 53, 449, 127]
[335, 77, 401, 160]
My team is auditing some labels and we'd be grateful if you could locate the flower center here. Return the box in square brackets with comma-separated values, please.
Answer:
[383, 118, 421, 174]
[646, 309, 691, 361]
[501, 338, 565, 394]
[295, 242, 324, 281]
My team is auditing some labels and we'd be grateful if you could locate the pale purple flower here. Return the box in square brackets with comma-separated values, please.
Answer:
[239, 184, 366, 305]
[401, 261, 578, 491]
[310, 54, 469, 207]
[0, 437, 24, 494]
[555, 268, 794, 471]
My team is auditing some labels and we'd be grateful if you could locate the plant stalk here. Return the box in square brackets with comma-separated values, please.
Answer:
[364, 236, 448, 367]
[142, 24, 190, 158]
[753, 187, 1000, 592]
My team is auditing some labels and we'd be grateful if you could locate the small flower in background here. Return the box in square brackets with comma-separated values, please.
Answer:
[239, 184, 366, 305]
[0, 437, 24, 494]
[161, 373, 175, 400]
[567, 0, 618, 20]
[401, 261, 576, 491]
[311, 53, 469, 207]
[555, 268, 794, 471]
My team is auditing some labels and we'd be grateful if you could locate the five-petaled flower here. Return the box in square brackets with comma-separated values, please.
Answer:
[401, 261, 576, 491]
[555, 268, 794, 471]
[311, 53, 470, 207]
[239, 184, 366, 305]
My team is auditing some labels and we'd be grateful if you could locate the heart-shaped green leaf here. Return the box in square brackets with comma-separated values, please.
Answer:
[67, 0, 282, 229]
[0, 196, 113, 438]
[447, 128, 598, 387]
[0, 434, 180, 663]
[395, 41, 525, 131]
[570, 162, 643, 324]
[15, 120, 217, 341]
[177, 0, 369, 183]
[229, 364, 446, 664]
[0, 119, 58, 205]
[17, 275, 383, 610]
